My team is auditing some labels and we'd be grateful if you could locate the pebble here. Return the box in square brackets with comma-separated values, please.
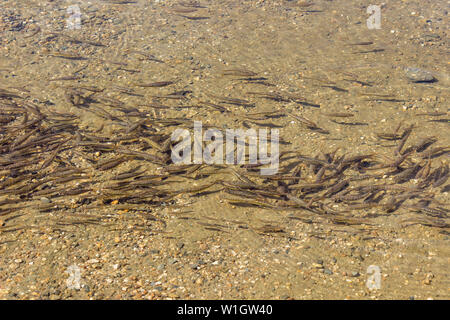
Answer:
[351, 271, 360, 277]
[197, 259, 206, 265]
[40, 197, 51, 204]
[324, 269, 333, 275]
[87, 259, 99, 264]
[405, 67, 436, 83]
[190, 263, 199, 270]
[156, 264, 165, 271]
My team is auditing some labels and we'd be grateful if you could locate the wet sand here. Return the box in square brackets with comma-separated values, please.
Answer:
[0, 0, 449, 299]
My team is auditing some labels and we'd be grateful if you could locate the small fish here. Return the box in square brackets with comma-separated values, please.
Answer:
[179, 15, 210, 20]
[51, 33, 105, 47]
[330, 119, 367, 126]
[49, 76, 81, 81]
[127, 50, 165, 63]
[96, 156, 133, 171]
[209, 94, 254, 107]
[347, 41, 374, 46]
[352, 48, 385, 54]
[171, 7, 198, 14]
[285, 1, 314, 8]
[342, 78, 373, 87]
[117, 67, 141, 73]
[135, 81, 175, 87]
[200, 101, 230, 113]
[322, 112, 354, 117]
[222, 69, 258, 77]
[428, 119, 450, 124]
[415, 112, 446, 117]
[47, 52, 88, 60]
[321, 85, 349, 93]
[288, 113, 329, 134]
[24, 25, 41, 38]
